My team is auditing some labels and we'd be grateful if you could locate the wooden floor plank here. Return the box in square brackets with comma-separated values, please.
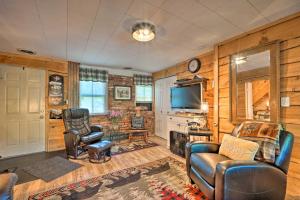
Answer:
[13, 136, 299, 200]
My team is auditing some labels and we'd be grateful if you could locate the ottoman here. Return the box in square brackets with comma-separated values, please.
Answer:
[86, 140, 113, 163]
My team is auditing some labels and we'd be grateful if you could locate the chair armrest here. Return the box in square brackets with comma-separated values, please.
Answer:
[63, 129, 81, 146]
[185, 142, 220, 177]
[186, 141, 220, 155]
[90, 125, 103, 132]
[216, 160, 287, 200]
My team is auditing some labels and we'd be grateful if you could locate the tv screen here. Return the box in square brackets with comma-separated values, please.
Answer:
[171, 85, 201, 109]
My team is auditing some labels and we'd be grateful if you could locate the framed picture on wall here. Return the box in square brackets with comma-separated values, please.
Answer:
[114, 86, 131, 100]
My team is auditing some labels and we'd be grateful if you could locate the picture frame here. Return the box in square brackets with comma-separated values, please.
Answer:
[114, 85, 131, 100]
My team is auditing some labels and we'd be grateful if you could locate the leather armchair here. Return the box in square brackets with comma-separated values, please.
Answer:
[185, 131, 294, 200]
[62, 108, 104, 159]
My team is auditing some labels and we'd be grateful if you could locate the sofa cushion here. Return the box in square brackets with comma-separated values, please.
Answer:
[81, 132, 103, 144]
[190, 153, 230, 186]
[219, 134, 259, 161]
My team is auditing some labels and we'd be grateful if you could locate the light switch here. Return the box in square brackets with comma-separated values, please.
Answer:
[281, 97, 290, 107]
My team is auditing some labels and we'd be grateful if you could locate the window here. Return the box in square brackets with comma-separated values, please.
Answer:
[136, 85, 152, 111]
[80, 81, 107, 114]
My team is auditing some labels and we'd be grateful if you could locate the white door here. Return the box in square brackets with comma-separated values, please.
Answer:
[155, 76, 176, 140]
[0, 65, 45, 158]
[155, 79, 162, 137]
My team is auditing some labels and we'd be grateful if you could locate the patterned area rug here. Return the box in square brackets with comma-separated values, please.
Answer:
[111, 140, 159, 156]
[29, 157, 208, 200]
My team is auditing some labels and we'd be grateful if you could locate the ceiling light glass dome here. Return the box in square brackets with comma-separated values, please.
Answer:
[132, 22, 155, 42]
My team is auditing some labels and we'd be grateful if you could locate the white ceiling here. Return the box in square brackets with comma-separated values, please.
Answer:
[0, 0, 300, 72]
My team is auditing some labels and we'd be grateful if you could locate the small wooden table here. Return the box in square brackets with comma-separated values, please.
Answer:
[126, 129, 148, 143]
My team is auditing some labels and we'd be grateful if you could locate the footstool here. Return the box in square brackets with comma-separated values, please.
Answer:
[86, 140, 113, 163]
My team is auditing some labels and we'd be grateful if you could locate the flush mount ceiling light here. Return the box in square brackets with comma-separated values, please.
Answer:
[132, 22, 155, 42]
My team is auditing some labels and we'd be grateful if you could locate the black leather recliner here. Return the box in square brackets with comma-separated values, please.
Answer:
[62, 108, 104, 158]
[185, 130, 294, 200]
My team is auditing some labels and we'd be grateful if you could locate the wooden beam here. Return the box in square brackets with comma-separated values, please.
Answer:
[213, 45, 219, 142]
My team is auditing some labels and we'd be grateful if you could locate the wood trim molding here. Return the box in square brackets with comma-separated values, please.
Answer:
[213, 45, 219, 142]
[0, 52, 68, 73]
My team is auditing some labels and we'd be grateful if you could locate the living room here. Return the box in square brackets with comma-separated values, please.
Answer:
[0, 0, 299, 199]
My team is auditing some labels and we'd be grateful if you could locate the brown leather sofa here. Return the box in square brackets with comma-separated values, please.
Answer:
[185, 130, 294, 200]
[63, 108, 104, 159]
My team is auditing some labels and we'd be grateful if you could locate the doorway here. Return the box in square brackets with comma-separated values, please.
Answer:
[0, 64, 45, 158]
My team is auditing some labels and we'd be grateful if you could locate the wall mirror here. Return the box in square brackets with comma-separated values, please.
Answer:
[230, 42, 280, 124]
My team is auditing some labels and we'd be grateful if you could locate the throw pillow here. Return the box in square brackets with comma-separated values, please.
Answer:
[219, 134, 259, 161]
[237, 121, 281, 163]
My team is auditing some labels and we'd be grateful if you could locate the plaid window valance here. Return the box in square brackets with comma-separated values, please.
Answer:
[134, 74, 152, 85]
[79, 67, 108, 82]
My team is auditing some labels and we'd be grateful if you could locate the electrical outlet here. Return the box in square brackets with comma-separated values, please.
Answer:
[281, 97, 290, 107]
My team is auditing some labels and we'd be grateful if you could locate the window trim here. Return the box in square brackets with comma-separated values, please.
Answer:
[79, 81, 108, 115]
[135, 85, 153, 103]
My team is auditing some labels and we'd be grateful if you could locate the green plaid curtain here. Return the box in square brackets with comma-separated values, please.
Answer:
[134, 74, 152, 85]
[79, 67, 108, 82]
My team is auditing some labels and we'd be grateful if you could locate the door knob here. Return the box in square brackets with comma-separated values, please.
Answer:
[40, 115, 44, 119]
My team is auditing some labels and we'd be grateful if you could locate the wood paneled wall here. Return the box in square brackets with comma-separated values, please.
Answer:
[152, 51, 215, 137]
[215, 13, 300, 195]
[153, 12, 300, 195]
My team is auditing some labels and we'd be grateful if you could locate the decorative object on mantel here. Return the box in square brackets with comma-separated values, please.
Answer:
[188, 58, 201, 73]
[108, 110, 123, 131]
[48, 74, 64, 106]
[114, 85, 131, 100]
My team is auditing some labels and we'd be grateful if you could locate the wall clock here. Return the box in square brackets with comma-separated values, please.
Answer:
[188, 58, 201, 73]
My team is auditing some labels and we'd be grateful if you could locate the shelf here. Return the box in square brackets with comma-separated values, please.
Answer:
[174, 77, 208, 86]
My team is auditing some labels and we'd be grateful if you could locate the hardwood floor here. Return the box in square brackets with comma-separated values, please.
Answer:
[13, 136, 300, 200]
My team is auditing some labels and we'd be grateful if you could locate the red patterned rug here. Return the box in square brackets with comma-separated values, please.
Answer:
[28, 157, 208, 200]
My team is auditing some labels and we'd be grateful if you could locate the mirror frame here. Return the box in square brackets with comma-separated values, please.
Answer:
[230, 41, 280, 124]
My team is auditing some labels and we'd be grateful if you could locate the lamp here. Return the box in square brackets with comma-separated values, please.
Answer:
[132, 22, 155, 42]
[201, 102, 209, 130]
[201, 102, 209, 114]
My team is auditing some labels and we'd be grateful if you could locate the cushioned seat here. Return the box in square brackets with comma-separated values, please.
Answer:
[81, 132, 104, 144]
[190, 153, 230, 186]
[87, 140, 113, 151]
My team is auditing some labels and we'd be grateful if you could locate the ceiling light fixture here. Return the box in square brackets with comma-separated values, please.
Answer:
[132, 22, 155, 42]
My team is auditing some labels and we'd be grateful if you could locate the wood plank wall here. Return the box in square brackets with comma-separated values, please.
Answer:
[152, 51, 215, 138]
[216, 13, 300, 195]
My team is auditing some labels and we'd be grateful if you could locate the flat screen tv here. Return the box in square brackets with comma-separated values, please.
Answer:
[171, 84, 201, 109]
